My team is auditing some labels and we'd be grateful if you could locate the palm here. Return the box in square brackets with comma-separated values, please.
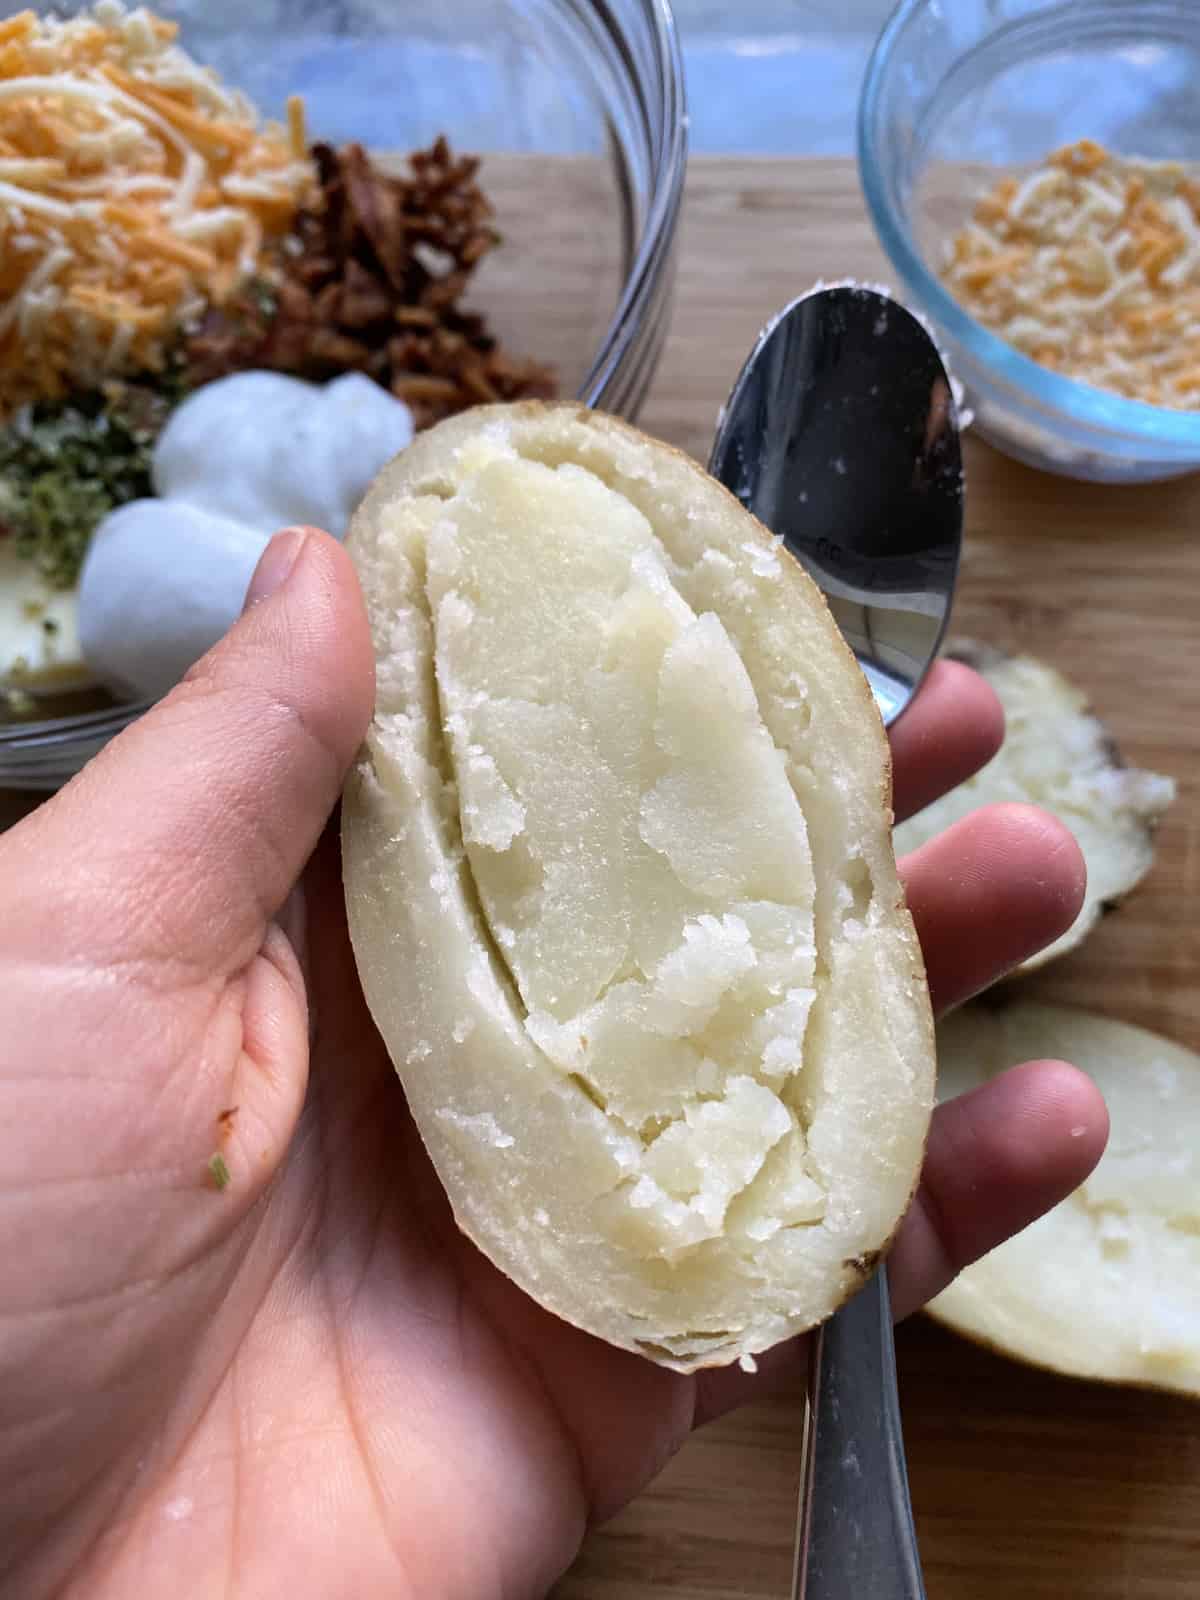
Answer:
[2, 529, 1106, 1600]
[60, 842, 692, 1599]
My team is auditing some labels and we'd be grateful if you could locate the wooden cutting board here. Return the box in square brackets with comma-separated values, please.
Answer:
[556, 159, 1200, 1600]
[1, 159, 1196, 1597]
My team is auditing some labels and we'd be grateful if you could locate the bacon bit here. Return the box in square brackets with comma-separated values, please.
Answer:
[217, 1106, 239, 1134]
[943, 139, 1200, 409]
[185, 137, 556, 429]
[391, 373, 461, 402]
[394, 304, 438, 328]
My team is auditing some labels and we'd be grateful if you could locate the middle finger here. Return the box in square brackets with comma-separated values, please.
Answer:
[900, 802, 1087, 1015]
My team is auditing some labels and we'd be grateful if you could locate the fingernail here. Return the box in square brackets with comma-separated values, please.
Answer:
[243, 528, 310, 612]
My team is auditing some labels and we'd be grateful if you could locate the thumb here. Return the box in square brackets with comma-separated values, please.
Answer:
[5, 527, 374, 977]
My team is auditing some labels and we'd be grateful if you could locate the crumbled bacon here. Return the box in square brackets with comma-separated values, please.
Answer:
[184, 137, 556, 428]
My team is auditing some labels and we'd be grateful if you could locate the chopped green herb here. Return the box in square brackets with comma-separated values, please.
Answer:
[1, 686, 36, 720]
[207, 1151, 232, 1191]
[0, 373, 186, 591]
[248, 275, 279, 320]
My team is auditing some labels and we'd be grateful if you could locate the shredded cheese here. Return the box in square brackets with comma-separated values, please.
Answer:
[942, 139, 1200, 410]
[0, 4, 316, 416]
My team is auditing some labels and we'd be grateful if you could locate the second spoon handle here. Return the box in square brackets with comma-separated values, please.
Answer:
[792, 1266, 927, 1600]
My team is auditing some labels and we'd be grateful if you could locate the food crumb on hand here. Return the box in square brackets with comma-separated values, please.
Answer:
[207, 1151, 232, 1191]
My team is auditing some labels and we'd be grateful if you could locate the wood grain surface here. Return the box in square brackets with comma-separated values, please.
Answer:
[2, 158, 1197, 1597]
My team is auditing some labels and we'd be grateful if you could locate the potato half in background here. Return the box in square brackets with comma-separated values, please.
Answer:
[894, 642, 1175, 974]
[342, 402, 935, 1372]
[931, 1001, 1200, 1398]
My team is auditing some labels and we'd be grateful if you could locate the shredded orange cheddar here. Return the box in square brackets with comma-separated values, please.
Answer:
[1051, 137, 1107, 175]
[942, 139, 1200, 410]
[0, 1, 317, 417]
[286, 94, 307, 163]
[98, 64, 257, 155]
[0, 16, 35, 50]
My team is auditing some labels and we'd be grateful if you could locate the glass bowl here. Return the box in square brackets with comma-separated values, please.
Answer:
[858, 0, 1200, 484]
[0, 0, 686, 789]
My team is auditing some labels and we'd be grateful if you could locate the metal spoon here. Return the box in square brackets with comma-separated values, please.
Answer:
[710, 282, 961, 725]
[708, 283, 964, 1600]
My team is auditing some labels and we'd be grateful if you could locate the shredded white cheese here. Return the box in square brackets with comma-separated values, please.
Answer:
[943, 139, 1200, 409]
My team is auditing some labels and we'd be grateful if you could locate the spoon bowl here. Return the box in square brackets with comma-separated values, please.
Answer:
[709, 283, 962, 725]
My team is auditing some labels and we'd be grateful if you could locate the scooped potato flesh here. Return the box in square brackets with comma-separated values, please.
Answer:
[428, 452, 821, 1251]
[342, 405, 934, 1370]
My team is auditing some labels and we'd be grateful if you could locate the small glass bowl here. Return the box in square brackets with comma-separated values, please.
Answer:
[0, 0, 686, 789]
[858, 0, 1200, 484]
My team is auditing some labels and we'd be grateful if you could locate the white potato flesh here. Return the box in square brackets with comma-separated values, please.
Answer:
[895, 644, 1175, 971]
[931, 1001, 1200, 1396]
[342, 403, 934, 1371]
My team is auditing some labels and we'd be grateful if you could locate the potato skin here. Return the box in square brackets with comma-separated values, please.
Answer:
[900, 639, 1176, 975]
[930, 1000, 1200, 1397]
[342, 402, 934, 1372]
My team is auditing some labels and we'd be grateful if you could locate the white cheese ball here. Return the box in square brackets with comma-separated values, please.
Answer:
[76, 371, 417, 702]
[153, 370, 415, 539]
[78, 500, 270, 701]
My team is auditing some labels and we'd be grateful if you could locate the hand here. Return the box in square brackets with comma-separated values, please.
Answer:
[0, 529, 1107, 1600]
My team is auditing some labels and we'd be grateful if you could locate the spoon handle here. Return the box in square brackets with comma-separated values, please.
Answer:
[792, 1267, 927, 1600]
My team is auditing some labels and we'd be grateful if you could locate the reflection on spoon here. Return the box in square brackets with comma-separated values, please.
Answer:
[709, 283, 963, 726]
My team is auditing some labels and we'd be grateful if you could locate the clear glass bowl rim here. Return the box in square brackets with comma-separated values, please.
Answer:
[858, 0, 1200, 452]
[0, 0, 688, 772]
[578, 0, 686, 407]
